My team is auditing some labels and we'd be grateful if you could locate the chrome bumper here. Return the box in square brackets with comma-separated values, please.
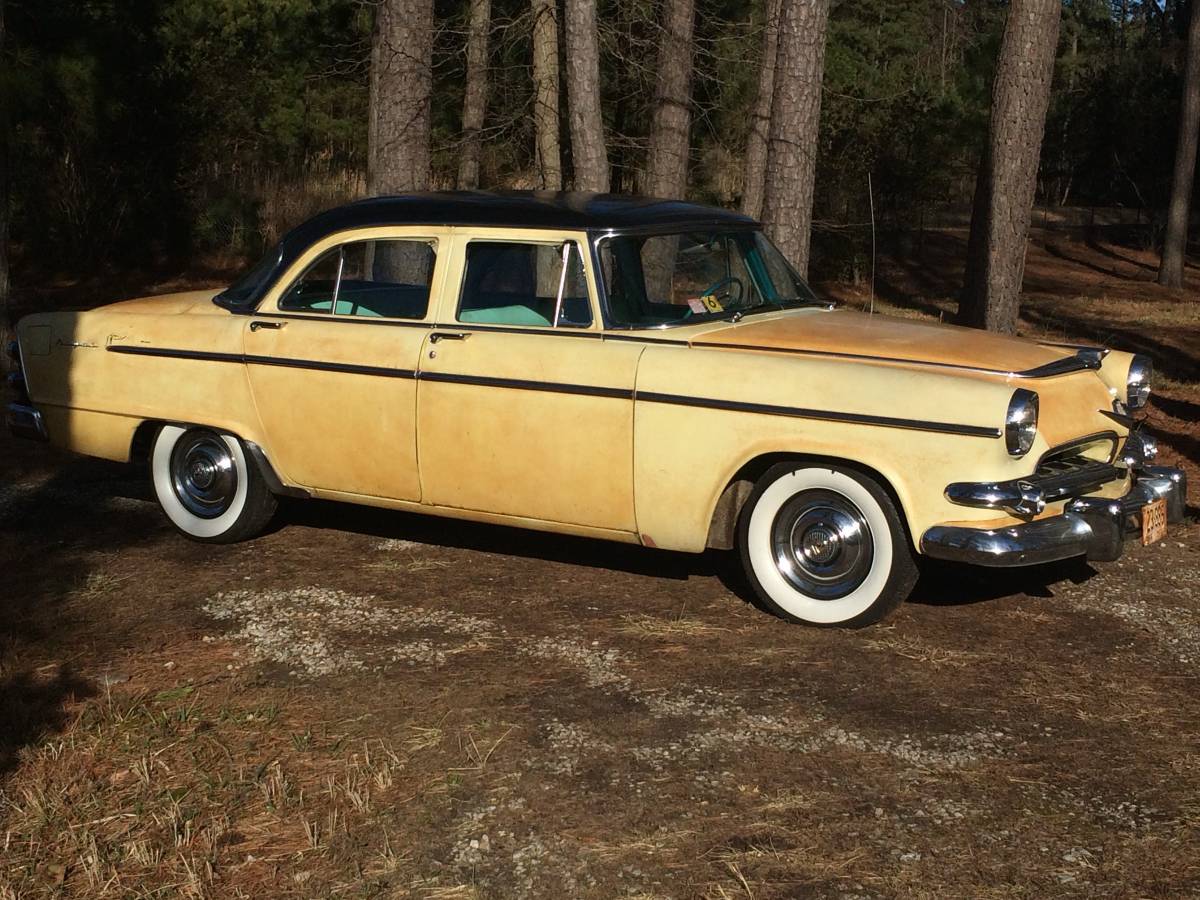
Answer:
[921, 465, 1187, 567]
[5, 402, 49, 442]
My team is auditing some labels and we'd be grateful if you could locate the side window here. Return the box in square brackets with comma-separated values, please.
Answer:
[279, 247, 341, 313]
[457, 241, 592, 328]
[279, 239, 437, 319]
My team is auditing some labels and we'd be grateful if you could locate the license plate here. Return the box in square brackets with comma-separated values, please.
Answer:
[1142, 497, 1168, 546]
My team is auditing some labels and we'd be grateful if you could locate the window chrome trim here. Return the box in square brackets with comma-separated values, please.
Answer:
[455, 237, 596, 330]
[588, 227, 819, 332]
[275, 236, 440, 321]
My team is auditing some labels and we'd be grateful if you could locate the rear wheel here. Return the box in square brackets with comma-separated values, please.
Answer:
[738, 462, 917, 627]
[150, 424, 276, 542]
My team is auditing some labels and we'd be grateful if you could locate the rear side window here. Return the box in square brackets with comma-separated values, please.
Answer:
[457, 242, 591, 328]
[279, 239, 436, 319]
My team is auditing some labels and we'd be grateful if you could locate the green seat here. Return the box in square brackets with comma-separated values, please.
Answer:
[460, 305, 552, 326]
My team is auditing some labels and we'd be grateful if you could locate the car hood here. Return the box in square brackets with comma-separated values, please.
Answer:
[104, 289, 225, 315]
[689, 308, 1077, 375]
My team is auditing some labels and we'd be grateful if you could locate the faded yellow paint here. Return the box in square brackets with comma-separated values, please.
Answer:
[15, 222, 1139, 557]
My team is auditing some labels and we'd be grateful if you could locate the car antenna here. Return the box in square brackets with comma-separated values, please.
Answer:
[868, 171, 876, 317]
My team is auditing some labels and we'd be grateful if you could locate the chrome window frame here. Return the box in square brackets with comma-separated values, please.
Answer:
[587, 224, 816, 331]
[453, 237, 595, 330]
[275, 236, 440, 321]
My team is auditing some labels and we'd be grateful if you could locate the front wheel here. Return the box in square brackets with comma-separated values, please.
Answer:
[738, 463, 917, 627]
[150, 424, 277, 543]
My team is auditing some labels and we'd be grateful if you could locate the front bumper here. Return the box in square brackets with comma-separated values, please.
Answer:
[6, 402, 49, 442]
[921, 465, 1187, 567]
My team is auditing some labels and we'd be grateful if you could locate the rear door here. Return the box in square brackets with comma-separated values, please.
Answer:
[244, 228, 448, 500]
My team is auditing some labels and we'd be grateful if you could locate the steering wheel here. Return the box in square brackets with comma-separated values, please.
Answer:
[702, 276, 745, 307]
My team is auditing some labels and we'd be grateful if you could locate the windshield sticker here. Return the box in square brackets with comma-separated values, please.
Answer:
[686, 297, 708, 314]
[700, 295, 725, 313]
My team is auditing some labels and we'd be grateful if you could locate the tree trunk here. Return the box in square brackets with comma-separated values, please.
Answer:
[564, 0, 610, 192]
[761, 0, 832, 279]
[958, 0, 1060, 333]
[0, 0, 9, 350]
[531, 0, 562, 190]
[1158, 0, 1200, 288]
[741, 0, 781, 219]
[640, 0, 695, 199]
[457, 0, 491, 189]
[368, 0, 433, 196]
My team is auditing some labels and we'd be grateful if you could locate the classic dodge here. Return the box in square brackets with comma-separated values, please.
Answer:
[6, 192, 1187, 626]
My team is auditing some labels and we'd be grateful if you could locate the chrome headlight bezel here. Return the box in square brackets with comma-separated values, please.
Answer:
[1005, 389, 1039, 458]
[1127, 355, 1152, 409]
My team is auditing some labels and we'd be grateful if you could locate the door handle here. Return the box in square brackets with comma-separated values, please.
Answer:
[250, 320, 284, 332]
[430, 331, 469, 343]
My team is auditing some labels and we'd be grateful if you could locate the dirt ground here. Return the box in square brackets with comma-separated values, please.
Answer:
[2, 232, 1200, 898]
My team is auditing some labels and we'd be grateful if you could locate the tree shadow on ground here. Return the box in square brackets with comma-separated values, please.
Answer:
[1042, 239, 1153, 282]
[0, 668, 95, 775]
[0, 443, 159, 777]
[1020, 306, 1200, 383]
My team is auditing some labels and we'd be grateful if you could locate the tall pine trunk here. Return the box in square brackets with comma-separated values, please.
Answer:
[1158, 0, 1200, 288]
[640, 0, 695, 199]
[368, 0, 433, 196]
[457, 0, 491, 189]
[761, 0, 831, 278]
[565, 0, 610, 192]
[958, 0, 1060, 333]
[531, 0, 562, 190]
[741, 0, 781, 219]
[0, 0, 9, 350]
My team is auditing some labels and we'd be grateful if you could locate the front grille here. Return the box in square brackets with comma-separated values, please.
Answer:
[1034, 452, 1123, 500]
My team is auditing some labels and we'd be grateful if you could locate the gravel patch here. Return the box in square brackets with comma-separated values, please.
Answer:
[203, 588, 499, 677]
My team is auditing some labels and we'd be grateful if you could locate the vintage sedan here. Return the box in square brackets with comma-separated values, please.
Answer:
[6, 192, 1188, 627]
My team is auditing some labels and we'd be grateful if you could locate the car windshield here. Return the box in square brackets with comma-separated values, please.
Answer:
[597, 229, 820, 328]
[214, 243, 284, 309]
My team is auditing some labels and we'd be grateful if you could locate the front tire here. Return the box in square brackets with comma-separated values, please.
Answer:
[150, 425, 276, 543]
[738, 463, 917, 627]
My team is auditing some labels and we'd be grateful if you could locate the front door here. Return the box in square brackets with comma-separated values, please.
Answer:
[416, 236, 642, 532]
[244, 232, 444, 500]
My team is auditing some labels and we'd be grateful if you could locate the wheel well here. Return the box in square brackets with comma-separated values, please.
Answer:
[129, 420, 164, 464]
[704, 452, 914, 551]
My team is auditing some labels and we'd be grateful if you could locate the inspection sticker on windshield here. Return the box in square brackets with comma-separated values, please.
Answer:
[687, 295, 724, 314]
[1142, 497, 1167, 546]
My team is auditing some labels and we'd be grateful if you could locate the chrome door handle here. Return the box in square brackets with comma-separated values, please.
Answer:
[250, 320, 284, 331]
[430, 331, 469, 343]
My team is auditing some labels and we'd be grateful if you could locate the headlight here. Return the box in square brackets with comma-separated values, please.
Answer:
[1005, 389, 1039, 457]
[1127, 355, 1152, 409]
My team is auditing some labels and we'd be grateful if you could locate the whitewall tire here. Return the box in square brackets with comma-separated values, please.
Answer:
[738, 463, 917, 627]
[150, 425, 277, 543]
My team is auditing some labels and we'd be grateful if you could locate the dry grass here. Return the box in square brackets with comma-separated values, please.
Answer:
[618, 614, 730, 639]
[0, 680, 443, 897]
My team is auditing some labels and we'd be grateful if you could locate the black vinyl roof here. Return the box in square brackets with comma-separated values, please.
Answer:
[217, 191, 758, 311]
[289, 191, 756, 241]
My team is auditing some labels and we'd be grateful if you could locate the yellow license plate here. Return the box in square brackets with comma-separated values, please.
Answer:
[1142, 497, 1168, 546]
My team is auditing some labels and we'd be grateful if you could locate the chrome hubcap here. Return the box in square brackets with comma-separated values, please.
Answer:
[170, 430, 238, 519]
[771, 489, 873, 600]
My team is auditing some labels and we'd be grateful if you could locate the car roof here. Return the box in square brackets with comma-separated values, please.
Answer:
[287, 191, 757, 244]
[216, 191, 759, 312]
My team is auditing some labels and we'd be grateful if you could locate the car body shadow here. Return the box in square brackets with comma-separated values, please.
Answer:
[909, 557, 1098, 607]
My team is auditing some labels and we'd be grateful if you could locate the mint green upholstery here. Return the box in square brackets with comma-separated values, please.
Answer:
[459, 305, 552, 326]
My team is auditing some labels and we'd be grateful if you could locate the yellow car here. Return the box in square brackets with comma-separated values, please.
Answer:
[6, 192, 1186, 626]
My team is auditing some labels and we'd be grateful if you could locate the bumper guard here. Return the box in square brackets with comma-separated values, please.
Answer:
[6, 402, 49, 442]
[922, 464, 1187, 567]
